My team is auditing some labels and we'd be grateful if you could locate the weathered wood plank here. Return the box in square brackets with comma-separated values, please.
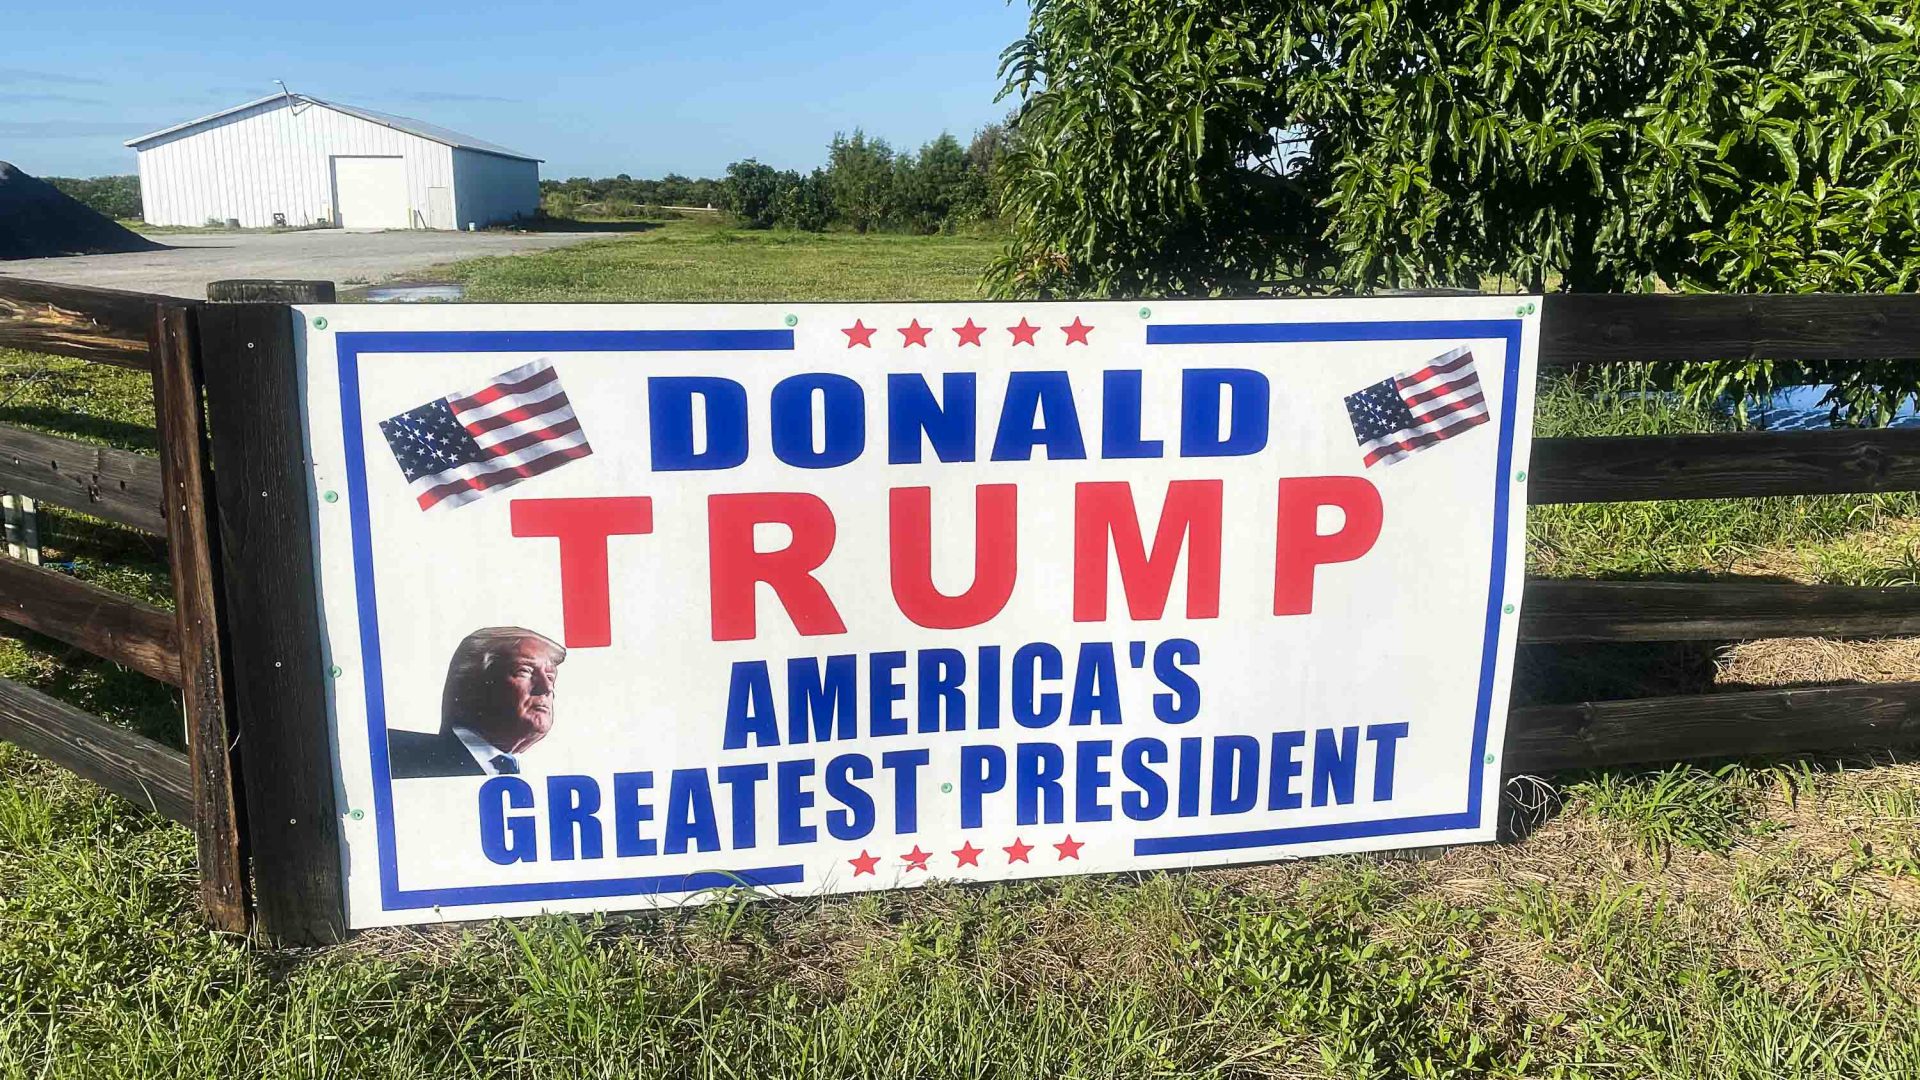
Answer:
[0, 675, 192, 823]
[206, 280, 336, 303]
[1505, 681, 1920, 773]
[0, 423, 167, 533]
[0, 277, 164, 369]
[1540, 293, 1920, 365]
[1521, 579, 1920, 642]
[1527, 429, 1920, 503]
[151, 303, 249, 932]
[199, 297, 344, 945]
[0, 556, 181, 684]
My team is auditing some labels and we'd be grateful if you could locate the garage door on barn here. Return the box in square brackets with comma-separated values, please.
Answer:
[331, 156, 410, 228]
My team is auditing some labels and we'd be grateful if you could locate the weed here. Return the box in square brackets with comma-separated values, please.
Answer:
[1564, 765, 1757, 860]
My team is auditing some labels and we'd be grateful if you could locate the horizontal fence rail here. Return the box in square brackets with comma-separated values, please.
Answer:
[0, 277, 166, 370]
[1521, 579, 1920, 643]
[0, 556, 181, 684]
[0, 676, 191, 823]
[1540, 293, 1920, 365]
[0, 423, 167, 533]
[1529, 430, 1920, 503]
[1507, 680, 1920, 773]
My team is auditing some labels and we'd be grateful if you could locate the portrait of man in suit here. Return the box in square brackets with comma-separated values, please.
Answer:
[388, 626, 567, 779]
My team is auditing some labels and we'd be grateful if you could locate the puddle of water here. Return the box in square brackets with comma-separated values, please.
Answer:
[362, 283, 465, 303]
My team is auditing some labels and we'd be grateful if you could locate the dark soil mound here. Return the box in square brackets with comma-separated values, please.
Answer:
[0, 161, 165, 260]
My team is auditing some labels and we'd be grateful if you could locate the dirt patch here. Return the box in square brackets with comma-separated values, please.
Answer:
[0, 161, 164, 260]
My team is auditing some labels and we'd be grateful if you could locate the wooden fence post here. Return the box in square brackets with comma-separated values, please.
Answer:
[198, 279, 344, 944]
[149, 303, 253, 933]
[150, 301, 249, 932]
[1, 495, 37, 564]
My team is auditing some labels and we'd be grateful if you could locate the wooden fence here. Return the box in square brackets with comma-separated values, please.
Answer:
[0, 277, 329, 934]
[3, 279, 1920, 941]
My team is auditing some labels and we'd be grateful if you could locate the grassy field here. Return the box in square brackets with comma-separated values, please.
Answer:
[446, 215, 1003, 302]
[3, 219, 1919, 1078]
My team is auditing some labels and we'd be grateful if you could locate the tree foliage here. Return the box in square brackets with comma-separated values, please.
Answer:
[774, 168, 835, 232]
[723, 160, 789, 228]
[716, 125, 1007, 234]
[540, 174, 725, 213]
[992, 0, 1920, 417]
[827, 130, 899, 234]
[43, 175, 141, 221]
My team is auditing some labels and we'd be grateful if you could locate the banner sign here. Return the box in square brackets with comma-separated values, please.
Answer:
[295, 298, 1540, 927]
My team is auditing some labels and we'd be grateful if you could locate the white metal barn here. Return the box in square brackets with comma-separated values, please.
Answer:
[126, 94, 541, 230]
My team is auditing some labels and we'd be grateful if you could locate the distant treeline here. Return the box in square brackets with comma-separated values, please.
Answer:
[43, 175, 142, 220]
[543, 123, 1013, 234]
[538, 174, 727, 216]
[723, 125, 1012, 234]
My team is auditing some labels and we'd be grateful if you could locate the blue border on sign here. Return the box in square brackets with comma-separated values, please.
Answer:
[334, 328, 805, 912]
[1133, 317, 1522, 856]
[330, 317, 1522, 912]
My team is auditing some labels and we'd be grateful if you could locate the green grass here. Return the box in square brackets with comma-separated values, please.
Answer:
[5, 745, 1918, 1077]
[6, 226, 1920, 1078]
[1528, 369, 1920, 582]
[444, 215, 1003, 302]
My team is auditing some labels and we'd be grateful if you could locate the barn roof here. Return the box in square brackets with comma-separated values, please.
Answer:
[125, 94, 541, 162]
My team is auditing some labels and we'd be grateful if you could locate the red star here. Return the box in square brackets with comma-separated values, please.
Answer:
[1008, 318, 1040, 346]
[843, 320, 876, 348]
[952, 841, 983, 867]
[849, 850, 880, 876]
[899, 319, 932, 347]
[953, 319, 986, 346]
[1062, 317, 1093, 345]
[1004, 837, 1033, 863]
[1054, 835, 1084, 860]
[902, 845, 932, 871]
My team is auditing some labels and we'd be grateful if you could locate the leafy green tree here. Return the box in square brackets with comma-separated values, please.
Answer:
[774, 168, 834, 232]
[892, 133, 972, 233]
[827, 129, 897, 234]
[993, 0, 1920, 417]
[44, 175, 142, 221]
[723, 160, 789, 228]
[963, 121, 1015, 220]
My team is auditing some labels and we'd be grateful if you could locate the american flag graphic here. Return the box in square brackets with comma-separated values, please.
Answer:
[1343, 346, 1490, 467]
[378, 360, 592, 511]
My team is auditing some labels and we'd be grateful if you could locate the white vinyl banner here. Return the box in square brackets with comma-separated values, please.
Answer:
[294, 297, 1540, 927]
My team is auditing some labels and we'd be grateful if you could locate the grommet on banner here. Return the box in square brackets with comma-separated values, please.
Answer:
[322, 490, 339, 503]
[784, 314, 799, 327]
[313, 316, 329, 330]
[328, 665, 342, 678]
[1514, 470, 1527, 482]
[348, 809, 364, 821]
[1484, 753, 1496, 765]
[1138, 306, 1152, 318]
[1503, 604, 1515, 614]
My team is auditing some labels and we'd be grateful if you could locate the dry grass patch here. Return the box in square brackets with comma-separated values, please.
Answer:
[1717, 635, 1920, 687]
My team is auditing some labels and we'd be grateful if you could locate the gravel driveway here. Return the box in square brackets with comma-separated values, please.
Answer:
[0, 229, 608, 299]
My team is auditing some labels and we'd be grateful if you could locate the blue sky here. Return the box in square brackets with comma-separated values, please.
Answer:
[1, 1, 1031, 179]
